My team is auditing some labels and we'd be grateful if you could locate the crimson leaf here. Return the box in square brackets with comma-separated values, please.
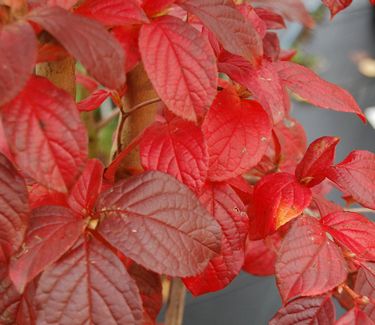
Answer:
[355, 262, 375, 321]
[275, 61, 365, 122]
[183, 182, 248, 295]
[321, 211, 375, 261]
[0, 154, 29, 263]
[9, 206, 84, 292]
[28, 6, 125, 89]
[68, 159, 104, 216]
[326, 150, 375, 209]
[295, 136, 340, 187]
[269, 295, 335, 325]
[0, 264, 21, 325]
[140, 118, 208, 192]
[248, 173, 312, 240]
[35, 236, 143, 325]
[276, 216, 347, 303]
[75, 0, 149, 25]
[178, 0, 263, 64]
[77, 89, 111, 112]
[322, 0, 353, 18]
[97, 171, 221, 276]
[139, 15, 217, 122]
[1, 76, 87, 193]
[0, 21, 37, 106]
[202, 87, 272, 181]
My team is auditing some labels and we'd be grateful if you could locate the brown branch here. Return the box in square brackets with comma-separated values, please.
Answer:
[344, 207, 375, 214]
[165, 278, 186, 325]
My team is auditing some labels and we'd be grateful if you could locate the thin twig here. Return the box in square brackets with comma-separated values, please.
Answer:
[165, 278, 186, 325]
[96, 109, 120, 130]
[344, 207, 375, 214]
[125, 97, 161, 116]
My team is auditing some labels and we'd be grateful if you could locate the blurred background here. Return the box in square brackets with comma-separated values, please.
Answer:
[180, 1, 375, 324]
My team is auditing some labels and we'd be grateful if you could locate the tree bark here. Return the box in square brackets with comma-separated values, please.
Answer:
[165, 279, 187, 325]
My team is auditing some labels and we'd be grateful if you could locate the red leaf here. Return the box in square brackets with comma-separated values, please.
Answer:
[322, 211, 375, 261]
[0, 119, 11, 160]
[295, 136, 340, 187]
[276, 216, 347, 303]
[112, 26, 141, 73]
[248, 173, 312, 240]
[312, 194, 342, 217]
[254, 7, 286, 30]
[0, 21, 37, 106]
[97, 171, 221, 276]
[9, 206, 84, 292]
[336, 306, 375, 325]
[28, 6, 126, 89]
[326, 151, 375, 209]
[35, 236, 143, 325]
[75, 0, 149, 25]
[270, 295, 335, 325]
[178, 0, 263, 64]
[77, 89, 111, 112]
[183, 182, 248, 295]
[242, 231, 281, 276]
[252, 0, 314, 28]
[139, 15, 217, 122]
[322, 0, 353, 18]
[142, 0, 175, 16]
[36, 42, 68, 63]
[140, 118, 208, 192]
[0, 154, 29, 263]
[237, 3, 267, 38]
[355, 262, 375, 320]
[274, 117, 307, 173]
[128, 263, 162, 324]
[275, 61, 365, 122]
[0, 264, 21, 325]
[29, 184, 68, 209]
[202, 87, 272, 181]
[1, 76, 87, 193]
[68, 159, 104, 216]
[218, 54, 286, 123]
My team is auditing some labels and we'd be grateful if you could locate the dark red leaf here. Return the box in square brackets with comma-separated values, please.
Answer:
[276, 216, 347, 303]
[270, 295, 335, 325]
[29, 184, 68, 209]
[35, 236, 143, 325]
[128, 263, 162, 324]
[36, 42, 68, 63]
[243, 231, 281, 276]
[75, 0, 149, 25]
[322, 0, 353, 18]
[296, 136, 340, 187]
[336, 306, 375, 325]
[139, 15, 217, 122]
[112, 26, 141, 73]
[218, 53, 286, 124]
[202, 87, 272, 181]
[252, 0, 314, 27]
[0, 21, 37, 106]
[68, 159, 104, 216]
[321, 211, 375, 261]
[0, 119, 11, 160]
[9, 206, 84, 292]
[1, 76, 87, 193]
[254, 7, 286, 30]
[77, 89, 111, 112]
[275, 61, 366, 122]
[183, 182, 248, 295]
[248, 173, 312, 240]
[0, 263, 21, 325]
[28, 6, 125, 89]
[178, 0, 263, 64]
[263, 32, 280, 61]
[326, 151, 375, 209]
[140, 118, 208, 192]
[0, 154, 29, 263]
[97, 171, 221, 276]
